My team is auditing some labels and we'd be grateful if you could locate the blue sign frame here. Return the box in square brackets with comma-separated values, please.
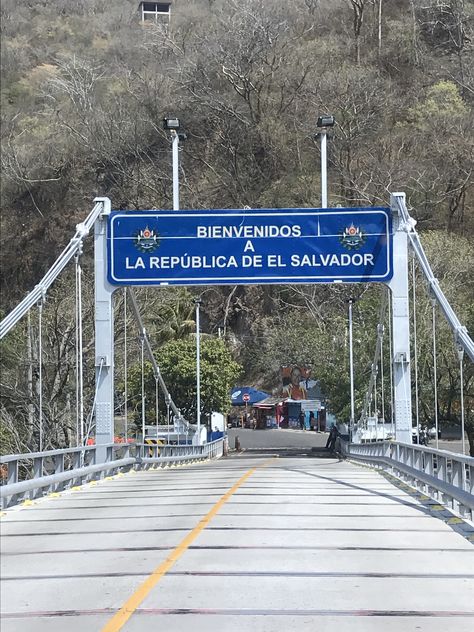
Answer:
[107, 207, 392, 286]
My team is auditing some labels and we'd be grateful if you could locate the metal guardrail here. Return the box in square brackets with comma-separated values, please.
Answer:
[139, 439, 225, 465]
[0, 438, 226, 509]
[342, 440, 474, 521]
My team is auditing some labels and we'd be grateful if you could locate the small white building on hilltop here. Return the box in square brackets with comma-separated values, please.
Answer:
[139, 2, 172, 24]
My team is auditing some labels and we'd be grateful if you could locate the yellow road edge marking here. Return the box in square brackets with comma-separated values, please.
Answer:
[101, 457, 275, 632]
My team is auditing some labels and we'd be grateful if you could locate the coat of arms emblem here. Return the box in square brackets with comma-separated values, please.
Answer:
[339, 224, 365, 250]
[134, 227, 159, 253]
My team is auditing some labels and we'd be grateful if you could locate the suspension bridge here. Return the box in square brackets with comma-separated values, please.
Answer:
[1, 193, 473, 631]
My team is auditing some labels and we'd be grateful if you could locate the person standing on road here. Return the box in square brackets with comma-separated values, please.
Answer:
[298, 410, 305, 430]
[326, 425, 339, 451]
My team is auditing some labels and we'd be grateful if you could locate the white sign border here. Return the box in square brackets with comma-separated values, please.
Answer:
[108, 209, 392, 285]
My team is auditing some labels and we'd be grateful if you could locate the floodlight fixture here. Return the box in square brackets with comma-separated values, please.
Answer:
[316, 114, 335, 207]
[163, 116, 183, 209]
[163, 117, 180, 131]
[317, 115, 335, 128]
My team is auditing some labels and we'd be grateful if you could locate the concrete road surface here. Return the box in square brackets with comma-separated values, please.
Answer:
[228, 427, 329, 450]
[1, 453, 473, 632]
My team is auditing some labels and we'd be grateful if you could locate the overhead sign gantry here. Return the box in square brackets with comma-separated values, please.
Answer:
[93, 195, 411, 459]
[107, 207, 392, 286]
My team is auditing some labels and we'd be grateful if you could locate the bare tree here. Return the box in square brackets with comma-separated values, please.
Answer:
[347, 0, 365, 64]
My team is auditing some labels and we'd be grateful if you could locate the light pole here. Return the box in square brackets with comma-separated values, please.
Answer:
[163, 117, 187, 211]
[347, 298, 356, 441]
[316, 115, 335, 208]
[194, 297, 202, 444]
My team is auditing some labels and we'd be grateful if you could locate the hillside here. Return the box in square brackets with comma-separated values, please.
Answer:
[0, 0, 473, 453]
[1, 0, 473, 305]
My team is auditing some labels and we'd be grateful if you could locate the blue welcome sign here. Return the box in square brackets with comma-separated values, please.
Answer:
[107, 207, 392, 286]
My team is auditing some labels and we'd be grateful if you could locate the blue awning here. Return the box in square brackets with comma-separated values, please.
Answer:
[230, 386, 270, 406]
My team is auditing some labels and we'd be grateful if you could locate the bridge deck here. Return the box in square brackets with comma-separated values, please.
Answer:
[1, 454, 473, 631]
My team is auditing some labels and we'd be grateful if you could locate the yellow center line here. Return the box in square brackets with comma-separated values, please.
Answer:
[101, 458, 275, 632]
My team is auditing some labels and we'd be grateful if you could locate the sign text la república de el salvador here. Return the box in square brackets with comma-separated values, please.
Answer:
[107, 208, 392, 286]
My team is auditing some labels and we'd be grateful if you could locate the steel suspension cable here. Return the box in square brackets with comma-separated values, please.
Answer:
[126, 288, 190, 430]
[348, 299, 355, 439]
[380, 331, 385, 426]
[394, 195, 474, 361]
[155, 376, 159, 426]
[75, 259, 80, 445]
[167, 400, 171, 444]
[432, 300, 439, 450]
[27, 311, 34, 441]
[38, 298, 44, 452]
[388, 290, 395, 438]
[0, 200, 107, 340]
[412, 257, 420, 443]
[373, 369, 377, 414]
[359, 289, 387, 427]
[457, 346, 466, 456]
[374, 371, 378, 440]
[123, 288, 128, 442]
[75, 254, 84, 446]
[84, 358, 105, 444]
[141, 333, 146, 442]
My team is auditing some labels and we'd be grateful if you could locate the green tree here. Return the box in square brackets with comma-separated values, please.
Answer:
[246, 284, 383, 423]
[128, 336, 241, 428]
